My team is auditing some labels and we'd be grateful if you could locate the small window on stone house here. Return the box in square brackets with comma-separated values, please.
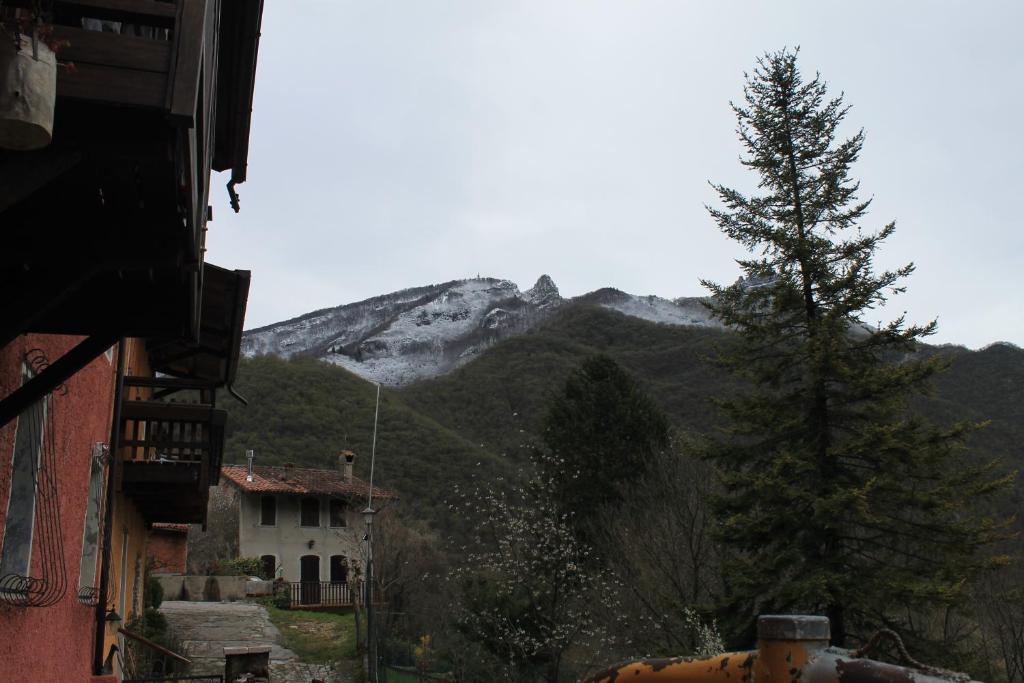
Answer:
[300, 497, 320, 527]
[260, 495, 276, 526]
[329, 499, 347, 528]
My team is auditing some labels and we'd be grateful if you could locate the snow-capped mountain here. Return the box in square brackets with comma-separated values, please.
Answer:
[575, 287, 721, 328]
[242, 276, 723, 385]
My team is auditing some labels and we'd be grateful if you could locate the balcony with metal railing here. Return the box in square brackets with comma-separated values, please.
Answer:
[289, 581, 360, 609]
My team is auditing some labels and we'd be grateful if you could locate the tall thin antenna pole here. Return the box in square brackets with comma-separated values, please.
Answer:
[367, 383, 380, 511]
[364, 383, 382, 683]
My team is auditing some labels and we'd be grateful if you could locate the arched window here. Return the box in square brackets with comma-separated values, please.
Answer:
[329, 555, 348, 584]
[299, 497, 320, 527]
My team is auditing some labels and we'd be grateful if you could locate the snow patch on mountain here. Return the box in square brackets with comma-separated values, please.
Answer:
[242, 282, 456, 359]
[574, 288, 724, 328]
[603, 294, 722, 327]
[242, 275, 729, 386]
[246, 277, 563, 385]
[526, 274, 561, 308]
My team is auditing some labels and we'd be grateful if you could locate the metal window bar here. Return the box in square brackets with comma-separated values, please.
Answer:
[0, 378, 67, 607]
[77, 585, 100, 606]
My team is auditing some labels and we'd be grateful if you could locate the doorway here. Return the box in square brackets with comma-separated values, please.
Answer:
[299, 555, 320, 605]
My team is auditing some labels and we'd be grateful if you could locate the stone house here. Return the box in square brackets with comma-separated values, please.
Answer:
[193, 451, 394, 598]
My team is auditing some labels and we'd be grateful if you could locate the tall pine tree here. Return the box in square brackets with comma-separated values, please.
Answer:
[702, 49, 1011, 649]
[542, 354, 669, 545]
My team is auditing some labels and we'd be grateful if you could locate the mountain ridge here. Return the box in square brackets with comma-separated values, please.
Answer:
[225, 304, 1024, 534]
[242, 275, 724, 385]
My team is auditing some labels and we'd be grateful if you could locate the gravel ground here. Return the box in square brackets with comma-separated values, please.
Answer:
[160, 601, 351, 683]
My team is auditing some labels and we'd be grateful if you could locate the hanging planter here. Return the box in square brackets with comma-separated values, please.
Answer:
[0, 30, 56, 151]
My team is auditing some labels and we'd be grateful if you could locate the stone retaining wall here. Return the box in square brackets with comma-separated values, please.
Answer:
[155, 575, 272, 602]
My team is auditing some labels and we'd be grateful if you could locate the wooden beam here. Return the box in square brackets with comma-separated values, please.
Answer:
[65, 0, 177, 19]
[0, 150, 81, 213]
[57, 62, 167, 108]
[167, 0, 208, 124]
[0, 334, 118, 429]
[53, 26, 172, 73]
[123, 375, 217, 390]
[119, 399, 225, 423]
[122, 461, 202, 484]
[0, 263, 100, 353]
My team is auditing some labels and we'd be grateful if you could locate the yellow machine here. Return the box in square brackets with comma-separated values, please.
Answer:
[586, 615, 975, 683]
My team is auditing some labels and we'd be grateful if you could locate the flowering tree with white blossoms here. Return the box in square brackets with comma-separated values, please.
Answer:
[448, 450, 627, 682]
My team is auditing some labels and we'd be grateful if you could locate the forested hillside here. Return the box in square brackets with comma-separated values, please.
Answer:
[221, 354, 513, 528]
[224, 304, 1024, 531]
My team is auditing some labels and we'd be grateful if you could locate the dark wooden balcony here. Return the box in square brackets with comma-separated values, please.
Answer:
[118, 389, 226, 525]
[0, 0, 263, 349]
[41, 1, 208, 118]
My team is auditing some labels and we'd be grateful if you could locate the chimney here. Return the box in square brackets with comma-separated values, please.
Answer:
[339, 450, 355, 483]
[282, 462, 294, 481]
[245, 449, 254, 482]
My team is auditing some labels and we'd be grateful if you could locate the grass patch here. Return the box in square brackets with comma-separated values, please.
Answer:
[381, 668, 424, 683]
[264, 606, 358, 663]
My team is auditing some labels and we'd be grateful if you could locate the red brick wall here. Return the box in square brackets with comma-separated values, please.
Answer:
[0, 334, 117, 682]
[148, 530, 188, 575]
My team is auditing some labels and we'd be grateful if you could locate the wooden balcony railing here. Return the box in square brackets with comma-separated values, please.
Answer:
[3, 0, 212, 121]
[120, 400, 226, 473]
[117, 378, 226, 525]
[2, 0, 225, 262]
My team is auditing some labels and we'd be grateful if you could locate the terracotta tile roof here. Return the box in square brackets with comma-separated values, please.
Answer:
[220, 464, 396, 500]
[151, 523, 188, 533]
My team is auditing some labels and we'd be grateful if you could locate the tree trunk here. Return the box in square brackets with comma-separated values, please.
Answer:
[828, 603, 846, 647]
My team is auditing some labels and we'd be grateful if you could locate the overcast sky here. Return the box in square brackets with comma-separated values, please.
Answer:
[206, 1, 1023, 349]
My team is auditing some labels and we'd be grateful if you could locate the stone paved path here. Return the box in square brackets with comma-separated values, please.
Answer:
[160, 601, 349, 683]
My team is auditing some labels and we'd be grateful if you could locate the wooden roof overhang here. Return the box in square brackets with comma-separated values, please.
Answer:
[147, 263, 252, 390]
[213, 0, 265, 190]
[0, 0, 265, 429]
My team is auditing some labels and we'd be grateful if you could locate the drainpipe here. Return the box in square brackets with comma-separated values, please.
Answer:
[93, 338, 126, 675]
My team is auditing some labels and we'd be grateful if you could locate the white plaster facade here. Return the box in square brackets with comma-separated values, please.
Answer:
[238, 491, 362, 583]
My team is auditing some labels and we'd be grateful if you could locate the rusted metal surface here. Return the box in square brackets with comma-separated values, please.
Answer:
[584, 616, 978, 683]
[586, 653, 757, 683]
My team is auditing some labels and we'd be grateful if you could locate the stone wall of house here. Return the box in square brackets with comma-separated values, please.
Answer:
[237, 492, 363, 583]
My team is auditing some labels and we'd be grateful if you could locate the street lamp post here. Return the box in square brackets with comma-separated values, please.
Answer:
[363, 505, 377, 683]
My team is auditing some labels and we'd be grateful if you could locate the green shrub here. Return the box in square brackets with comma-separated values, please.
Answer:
[272, 580, 292, 609]
[140, 607, 168, 636]
[213, 556, 265, 577]
[144, 573, 164, 610]
[124, 609, 182, 679]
